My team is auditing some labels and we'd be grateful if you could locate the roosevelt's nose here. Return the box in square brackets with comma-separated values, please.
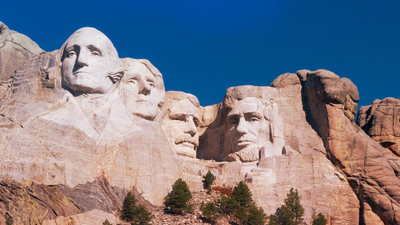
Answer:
[184, 116, 198, 136]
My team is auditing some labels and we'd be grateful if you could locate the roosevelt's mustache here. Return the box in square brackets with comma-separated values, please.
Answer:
[175, 135, 199, 149]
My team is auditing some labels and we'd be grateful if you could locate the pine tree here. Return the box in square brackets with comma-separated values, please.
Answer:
[203, 170, 216, 194]
[5, 216, 13, 225]
[274, 188, 304, 225]
[234, 204, 267, 225]
[312, 213, 327, 225]
[102, 219, 112, 225]
[121, 191, 153, 225]
[200, 201, 220, 224]
[164, 178, 192, 214]
[231, 181, 253, 207]
[219, 194, 239, 215]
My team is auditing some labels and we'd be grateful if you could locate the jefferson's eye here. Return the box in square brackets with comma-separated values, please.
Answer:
[91, 51, 101, 56]
[127, 79, 137, 84]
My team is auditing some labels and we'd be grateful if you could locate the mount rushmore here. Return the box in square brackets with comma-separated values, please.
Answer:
[1, 22, 400, 224]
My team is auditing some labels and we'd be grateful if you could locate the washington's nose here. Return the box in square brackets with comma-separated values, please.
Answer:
[76, 50, 89, 67]
[184, 117, 197, 136]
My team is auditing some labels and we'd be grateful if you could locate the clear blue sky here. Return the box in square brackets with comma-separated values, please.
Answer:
[2, 0, 399, 109]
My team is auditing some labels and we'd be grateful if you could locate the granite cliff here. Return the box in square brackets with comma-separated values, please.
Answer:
[1, 22, 399, 224]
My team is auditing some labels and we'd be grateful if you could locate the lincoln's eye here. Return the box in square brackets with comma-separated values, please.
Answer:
[250, 117, 259, 122]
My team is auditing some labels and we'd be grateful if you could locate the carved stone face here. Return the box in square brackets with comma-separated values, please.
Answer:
[120, 63, 160, 120]
[227, 97, 265, 154]
[61, 28, 112, 94]
[161, 99, 200, 158]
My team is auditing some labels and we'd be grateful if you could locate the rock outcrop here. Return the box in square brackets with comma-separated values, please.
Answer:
[357, 97, 400, 156]
[0, 21, 44, 101]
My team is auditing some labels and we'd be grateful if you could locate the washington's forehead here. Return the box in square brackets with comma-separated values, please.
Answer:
[229, 97, 264, 115]
[169, 99, 199, 117]
[66, 30, 108, 48]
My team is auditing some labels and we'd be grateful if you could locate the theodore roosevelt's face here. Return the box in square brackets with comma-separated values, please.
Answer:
[227, 97, 265, 153]
[61, 29, 112, 94]
[120, 63, 160, 120]
[161, 99, 200, 158]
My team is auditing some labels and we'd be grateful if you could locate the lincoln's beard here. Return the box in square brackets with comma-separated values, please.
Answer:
[228, 145, 260, 162]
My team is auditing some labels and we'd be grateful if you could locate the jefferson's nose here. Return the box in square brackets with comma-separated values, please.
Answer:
[139, 81, 151, 95]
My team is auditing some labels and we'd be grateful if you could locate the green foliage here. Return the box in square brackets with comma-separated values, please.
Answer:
[201, 201, 220, 224]
[268, 215, 279, 225]
[234, 204, 267, 225]
[121, 192, 153, 225]
[269, 188, 304, 225]
[102, 219, 112, 225]
[6, 216, 13, 225]
[231, 181, 253, 207]
[312, 213, 327, 225]
[219, 194, 239, 215]
[164, 178, 193, 214]
[203, 170, 216, 194]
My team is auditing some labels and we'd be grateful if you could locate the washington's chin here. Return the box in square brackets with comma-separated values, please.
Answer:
[64, 77, 114, 94]
[174, 142, 196, 158]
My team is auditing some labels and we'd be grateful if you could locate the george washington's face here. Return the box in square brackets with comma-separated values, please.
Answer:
[62, 28, 113, 94]
[161, 99, 200, 158]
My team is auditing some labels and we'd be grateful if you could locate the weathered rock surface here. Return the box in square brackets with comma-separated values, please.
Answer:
[0, 21, 44, 101]
[301, 70, 400, 224]
[357, 97, 400, 156]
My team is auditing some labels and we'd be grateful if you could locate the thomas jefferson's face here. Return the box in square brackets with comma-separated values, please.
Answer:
[120, 63, 160, 120]
[61, 29, 112, 94]
[227, 97, 265, 153]
[161, 99, 200, 158]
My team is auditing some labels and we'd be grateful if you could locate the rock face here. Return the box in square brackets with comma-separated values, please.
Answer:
[357, 97, 400, 156]
[1, 23, 400, 225]
[0, 21, 44, 100]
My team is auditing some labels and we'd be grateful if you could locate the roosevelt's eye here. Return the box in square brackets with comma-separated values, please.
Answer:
[91, 51, 101, 57]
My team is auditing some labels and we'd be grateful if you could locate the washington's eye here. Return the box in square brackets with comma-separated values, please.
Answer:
[91, 51, 101, 56]
[67, 51, 76, 57]
[149, 82, 155, 87]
